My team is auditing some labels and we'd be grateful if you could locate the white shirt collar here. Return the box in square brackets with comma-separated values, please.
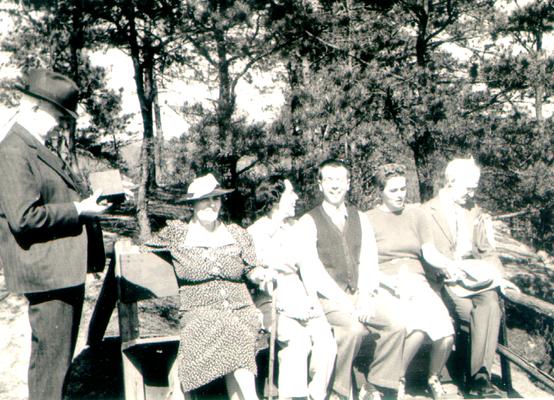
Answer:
[322, 201, 347, 218]
[438, 188, 452, 206]
[183, 220, 236, 248]
[438, 188, 458, 229]
[322, 201, 348, 230]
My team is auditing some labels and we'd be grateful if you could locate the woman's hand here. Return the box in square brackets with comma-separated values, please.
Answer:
[248, 266, 278, 293]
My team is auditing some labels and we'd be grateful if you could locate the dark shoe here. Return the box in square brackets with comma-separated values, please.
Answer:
[467, 375, 503, 399]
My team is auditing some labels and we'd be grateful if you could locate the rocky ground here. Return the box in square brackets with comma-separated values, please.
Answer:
[0, 270, 553, 400]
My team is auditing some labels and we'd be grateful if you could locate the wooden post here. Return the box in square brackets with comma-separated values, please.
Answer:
[267, 281, 277, 400]
[498, 298, 514, 396]
[112, 239, 180, 400]
[87, 257, 117, 347]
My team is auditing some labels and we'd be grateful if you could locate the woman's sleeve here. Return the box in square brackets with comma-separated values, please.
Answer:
[246, 223, 267, 266]
[241, 228, 260, 273]
[141, 224, 172, 250]
[140, 222, 190, 275]
[415, 207, 435, 246]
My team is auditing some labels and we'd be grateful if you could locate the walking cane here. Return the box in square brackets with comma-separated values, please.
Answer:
[267, 280, 277, 400]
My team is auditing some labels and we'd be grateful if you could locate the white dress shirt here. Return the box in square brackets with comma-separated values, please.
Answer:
[438, 189, 473, 260]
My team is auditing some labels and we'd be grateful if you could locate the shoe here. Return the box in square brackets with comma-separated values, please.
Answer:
[467, 374, 503, 399]
[396, 378, 405, 400]
[427, 375, 458, 400]
[358, 384, 382, 400]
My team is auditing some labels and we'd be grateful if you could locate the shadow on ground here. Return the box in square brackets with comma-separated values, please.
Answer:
[64, 337, 124, 400]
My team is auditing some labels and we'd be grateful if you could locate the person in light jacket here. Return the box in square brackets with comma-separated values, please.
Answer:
[248, 176, 337, 400]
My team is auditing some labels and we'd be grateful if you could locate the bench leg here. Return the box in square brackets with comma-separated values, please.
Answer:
[498, 300, 515, 396]
[87, 258, 117, 347]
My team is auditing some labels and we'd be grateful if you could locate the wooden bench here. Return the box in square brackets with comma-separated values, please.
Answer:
[500, 290, 554, 394]
[88, 240, 554, 399]
[87, 240, 180, 400]
[451, 291, 554, 397]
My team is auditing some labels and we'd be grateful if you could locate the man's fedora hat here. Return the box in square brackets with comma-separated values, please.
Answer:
[184, 173, 234, 202]
[15, 69, 79, 119]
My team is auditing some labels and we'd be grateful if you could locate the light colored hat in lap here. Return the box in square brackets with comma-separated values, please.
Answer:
[184, 173, 234, 201]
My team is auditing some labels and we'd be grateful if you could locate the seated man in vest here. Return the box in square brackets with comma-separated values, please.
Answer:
[296, 159, 406, 400]
[423, 157, 518, 398]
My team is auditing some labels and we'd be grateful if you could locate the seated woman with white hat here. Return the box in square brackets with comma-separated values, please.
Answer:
[144, 173, 272, 400]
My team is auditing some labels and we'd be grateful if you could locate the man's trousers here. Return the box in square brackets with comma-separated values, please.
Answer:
[321, 291, 406, 397]
[25, 284, 84, 400]
[442, 286, 501, 377]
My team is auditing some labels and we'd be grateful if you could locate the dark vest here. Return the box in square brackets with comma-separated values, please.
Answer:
[309, 204, 362, 293]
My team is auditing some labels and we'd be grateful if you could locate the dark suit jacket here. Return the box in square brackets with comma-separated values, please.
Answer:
[0, 123, 105, 294]
[423, 195, 504, 284]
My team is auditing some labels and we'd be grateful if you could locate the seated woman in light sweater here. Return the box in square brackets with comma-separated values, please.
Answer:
[366, 164, 457, 400]
[248, 176, 337, 400]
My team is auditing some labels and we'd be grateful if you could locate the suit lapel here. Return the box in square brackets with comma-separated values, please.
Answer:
[14, 125, 79, 192]
[429, 198, 455, 247]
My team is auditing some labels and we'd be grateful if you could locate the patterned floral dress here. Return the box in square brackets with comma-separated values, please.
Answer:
[146, 220, 262, 392]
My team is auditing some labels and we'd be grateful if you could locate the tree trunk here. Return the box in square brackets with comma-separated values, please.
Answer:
[134, 61, 155, 240]
[415, 0, 429, 68]
[215, 29, 235, 156]
[127, 4, 155, 240]
[411, 1, 434, 202]
[153, 78, 164, 186]
[410, 135, 436, 202]
[534, 35, 545, 135]
[287, 55, 306, 138]
[66, 0, 84, 182]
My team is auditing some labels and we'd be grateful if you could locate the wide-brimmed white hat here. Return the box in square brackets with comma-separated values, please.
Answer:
[184, 173, 234, 201]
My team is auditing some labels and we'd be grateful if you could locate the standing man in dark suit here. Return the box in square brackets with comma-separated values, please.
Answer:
[0, 69, 109, 400]
[423, 158, 518, 398]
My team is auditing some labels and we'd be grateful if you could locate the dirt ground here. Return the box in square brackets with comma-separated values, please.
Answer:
[1, 271, 553, 400]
